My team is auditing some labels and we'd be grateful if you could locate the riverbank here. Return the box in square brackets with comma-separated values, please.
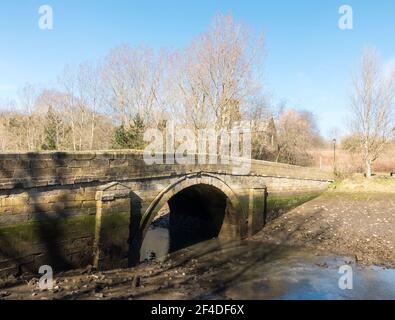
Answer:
[253, 177, 395, 268]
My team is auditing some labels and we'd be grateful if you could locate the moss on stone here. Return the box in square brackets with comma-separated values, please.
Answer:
[0, 215, 96, 247]
[267, 191, 322, 217]
[99, 211, 131, 240]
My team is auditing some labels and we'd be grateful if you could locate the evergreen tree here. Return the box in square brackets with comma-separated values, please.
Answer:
[113, 114, 146, 150]
[41, 106, 60, 150]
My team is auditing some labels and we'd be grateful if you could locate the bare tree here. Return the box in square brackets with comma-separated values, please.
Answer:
[18, 83, 40, 150]
[244, 96, 276, 160]
[59, 63, 104, 150]
[0, 14, 269, 153]
[171, 14, 264, 132]
[349, 48, 395, 177]
[275, 109, 321, 166]
[101, 45, 166, 128]
[75, 62, 105, 149]
[0, 99, 19, 151]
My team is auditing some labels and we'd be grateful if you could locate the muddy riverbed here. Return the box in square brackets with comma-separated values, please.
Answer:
[1, 192, 394, 300]
[255, 191, 395, 268]
[1, 240, 394, 300]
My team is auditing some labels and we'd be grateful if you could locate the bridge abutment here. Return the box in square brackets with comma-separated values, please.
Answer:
[93, 182, 132, 270]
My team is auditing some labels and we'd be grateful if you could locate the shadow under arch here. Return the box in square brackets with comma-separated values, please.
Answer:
[128, 172, 246, 265]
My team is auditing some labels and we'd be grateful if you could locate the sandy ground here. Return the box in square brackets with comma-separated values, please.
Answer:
[0, 187, 394, 300]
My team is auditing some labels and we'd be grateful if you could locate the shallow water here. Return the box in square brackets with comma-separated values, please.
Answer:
[222, 252, 395, 300]
[140, 227, 169, 262]
[141, 227, 395, 300]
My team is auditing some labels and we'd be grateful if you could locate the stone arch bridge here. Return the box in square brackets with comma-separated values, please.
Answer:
[0, 151, 333, 276]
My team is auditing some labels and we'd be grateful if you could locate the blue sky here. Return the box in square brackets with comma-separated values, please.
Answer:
[1, 0, 395, 137]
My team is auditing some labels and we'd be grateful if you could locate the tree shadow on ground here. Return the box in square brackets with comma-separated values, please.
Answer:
[47, 206, 330, 300]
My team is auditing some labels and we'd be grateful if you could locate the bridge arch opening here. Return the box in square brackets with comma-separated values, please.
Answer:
[139, 180, 241, 262]
[168, 184, 228, 252]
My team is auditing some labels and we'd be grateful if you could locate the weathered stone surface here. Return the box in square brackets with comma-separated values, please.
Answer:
[93, 182, 133, 270]
[0, 151, 333, 278]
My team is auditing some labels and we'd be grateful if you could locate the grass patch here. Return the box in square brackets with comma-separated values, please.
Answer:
[328, 175, 395, 194]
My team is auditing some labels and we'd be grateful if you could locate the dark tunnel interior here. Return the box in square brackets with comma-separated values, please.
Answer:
[139, 184, 232, 262]
[168, 184, 228, 252]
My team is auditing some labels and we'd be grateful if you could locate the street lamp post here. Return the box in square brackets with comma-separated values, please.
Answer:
[332, 138, 337, 174]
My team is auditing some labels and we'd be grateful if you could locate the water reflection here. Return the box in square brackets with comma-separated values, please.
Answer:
[143, 236, 395, 300]
[221, 250, 395, 300]
[140, 227, 169, 262]
[140, 214, 170, 262]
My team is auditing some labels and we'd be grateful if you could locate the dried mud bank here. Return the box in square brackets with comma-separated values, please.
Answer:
[253, 191, 395, 268]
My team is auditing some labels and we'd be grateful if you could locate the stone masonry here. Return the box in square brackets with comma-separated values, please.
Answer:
[0, 151, 333, 276]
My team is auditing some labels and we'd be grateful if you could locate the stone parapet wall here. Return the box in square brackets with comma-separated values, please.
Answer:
[0, 151, 332, 190]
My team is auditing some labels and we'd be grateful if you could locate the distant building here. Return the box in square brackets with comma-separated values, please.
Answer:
[219, 99, 242, 129]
